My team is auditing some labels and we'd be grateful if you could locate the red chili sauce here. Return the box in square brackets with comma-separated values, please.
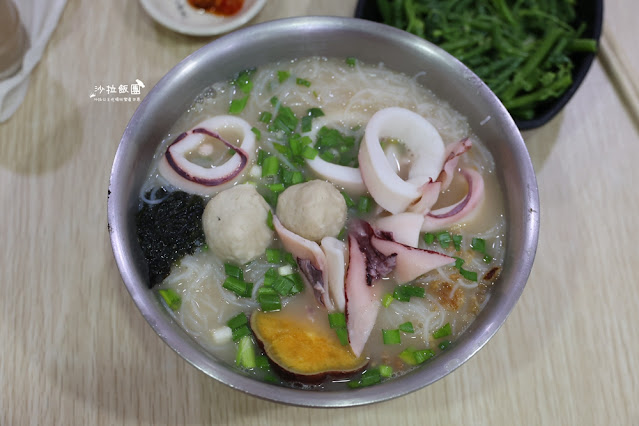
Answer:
[188, 0, 244, 16]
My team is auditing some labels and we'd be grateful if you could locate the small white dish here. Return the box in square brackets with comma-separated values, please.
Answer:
[139, 0, 267, 36]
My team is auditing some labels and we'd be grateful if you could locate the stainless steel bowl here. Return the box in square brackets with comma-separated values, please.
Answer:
[108, 16, 539, 407]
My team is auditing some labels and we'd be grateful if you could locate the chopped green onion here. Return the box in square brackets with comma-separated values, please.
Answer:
[226, 312, 249, 329]
[348, 368, 382, 388]
[296, 77, 311, 87]
[453, 257, 478, 282]
[263, 268, 278, 287]
[291, 171, 304, 185]
[382, 329, 401, 345]
[270, 96, 279, 106]
[334, 328, 349, 346]
[231, 324, 252, 342]
[284, 251, 296, 267]
[460, 268, 478, 281]
[223, 276, 253, 298]
[256, 355, 271, 370]
[399, 322, 414, 333]
[235, 335, 256, 368]
[393, 284, 425, 302]
[261, 156, 279, 177]
[382, 293, 394, 308]
[158, 288, 181, 311]
[414, 349, 435, 363]
[265, 248, 281, 263]
[229, 95, 248, 114]
[433, 323, 452, 339]
[201, 244, 209, 252]
[345, 57, 357, 67]
[272, 276, 294, 296]
[471, 237, 486, 253]
[257, 149, 266, 166]
[452, 234, 462, 251]
[258, 292, 281, 312]
[288, 273, 304, 294]
[232, 68, 255, 94]
[259, 111, 272, 123]
[438, 340, 452, 350]
[379, 365, 393, 378]
[277, 70, 290, 83]
[301, 116, 313, 133]
[423, 232, 435, 244]
[328, 312, 347, 329]
[483, 254, 493, 263]
[437, 231, 452, 249]
[257, 286, 277, 297]
[250, 127, 261, 140]
[302, 145, 318, 160]
[307, 107, 324, 118]
[267, 183, 286, 193]
[357, 196, 373, 213]
[224, 263, 243, 280]
[399, 348, 418, 365]
[341, 191, 356, 208]
[266, 210, 274, 230]
[270, 105, 298, 134]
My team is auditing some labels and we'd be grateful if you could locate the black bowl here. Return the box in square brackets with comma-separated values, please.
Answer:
[354, 0, 604, 130]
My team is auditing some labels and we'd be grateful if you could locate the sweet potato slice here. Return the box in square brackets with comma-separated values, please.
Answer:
[251, 311, 367, 383]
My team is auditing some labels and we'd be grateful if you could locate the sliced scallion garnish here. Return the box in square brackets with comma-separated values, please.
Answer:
[224, 263, 243, 280]
[229, 95, 248, 114]
[433, 323, 452, 339]
[399, 322, 414, 333]
[158, 288, 181, 311]
[382, 329, 401, 345]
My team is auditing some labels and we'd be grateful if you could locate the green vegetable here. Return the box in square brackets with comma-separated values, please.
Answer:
[433, 323, 452, 339]
[158, 288, 181, 311]
[357, 196, 373, 213]
[231, 325, 252, 342]
[453, 257, 478, 282]
[232, 68, 255, 94]
[348, 368, 382, 388]
[136, 191, 206, 287]
[392, 284, 425, 302]
[328, 313, 349, 345]
[423, 232, 435, 245]
[328, 312, 347, 329]
[452, 234, 462, 251]
[227, 312, 249, 330]
[296, 77, 311, 87]
[399, 322, 414, 333]
[266, 210, 274, 230]
[266, 248, 282, 263]
[341, 191, 356, 208]
[376, 0, 598, 119]
[257, 292, 281, 312]
[437, 231, 452, 249]
[277, 70, 290, 83]
[251, 127, 261, 140]
[223, 276, 253, 298]
[382, 293, 394, 308]
[471, 237, 493, 262]
[229, 95, 248, 114]
[259, 111, 272, 123]
[379, 365, 393, 378]
[224, 263, 243, 280]
[262, 156, 279, 177]
[345, 57, 357, 67]
[382, 329, 401, 345]
[269, 105, 298, 134]
[272, 275, 294, 296]
[334, 328, 349, 346]
[236, 335, 256, 368]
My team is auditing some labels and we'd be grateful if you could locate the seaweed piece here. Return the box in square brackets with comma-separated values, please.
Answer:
[136, 190, 206, 287]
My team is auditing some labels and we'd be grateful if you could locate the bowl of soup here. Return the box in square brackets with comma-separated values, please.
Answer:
[108, 16, 539, 407]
